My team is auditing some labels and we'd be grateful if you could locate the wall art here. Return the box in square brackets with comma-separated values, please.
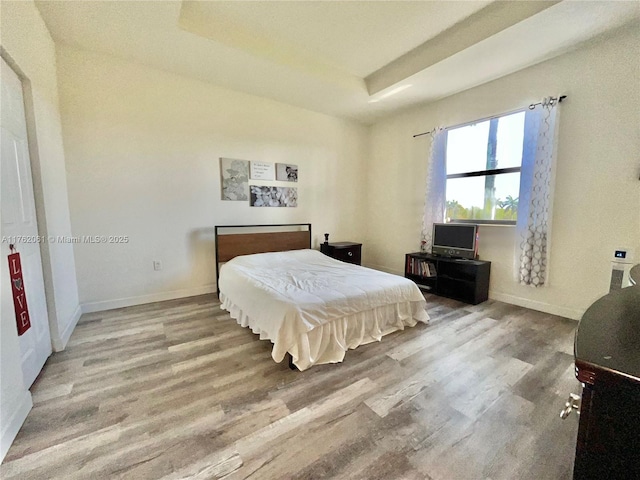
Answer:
[250, 186, 297, 207]
[220, 158, 249, 201]
[275, 163, 298, 182]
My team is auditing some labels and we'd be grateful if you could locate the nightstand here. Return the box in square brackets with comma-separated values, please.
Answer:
[320, 242, 362, 265]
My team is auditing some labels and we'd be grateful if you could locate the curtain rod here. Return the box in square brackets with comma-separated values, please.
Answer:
[412, 95, 567, 138]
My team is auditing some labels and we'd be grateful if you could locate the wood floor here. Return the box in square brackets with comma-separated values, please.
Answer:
[1, 293, 581, 479]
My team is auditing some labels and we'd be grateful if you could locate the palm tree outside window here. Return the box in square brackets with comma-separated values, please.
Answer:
[444, 111, 525, 224]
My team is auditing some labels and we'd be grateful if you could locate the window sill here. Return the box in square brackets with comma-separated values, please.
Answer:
[449, 220, 516, 227]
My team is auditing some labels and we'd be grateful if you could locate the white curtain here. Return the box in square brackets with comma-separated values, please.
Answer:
[420, 129, 447, 252]
[516, 98, 560, 286]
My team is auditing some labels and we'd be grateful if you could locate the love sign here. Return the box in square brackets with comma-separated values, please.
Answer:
[8, 252, 31, 336]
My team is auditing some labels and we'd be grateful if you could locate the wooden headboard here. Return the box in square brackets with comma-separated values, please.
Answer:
[214, 224, 312, 290]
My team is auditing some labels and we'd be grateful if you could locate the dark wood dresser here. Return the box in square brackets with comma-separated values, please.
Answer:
[572, 285, 640, 480]
[320, 242, 362, 265]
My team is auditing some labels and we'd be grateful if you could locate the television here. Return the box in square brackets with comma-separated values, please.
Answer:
[432, 223, 478, 259]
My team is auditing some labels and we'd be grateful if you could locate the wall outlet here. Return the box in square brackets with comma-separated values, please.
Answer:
[153, 260, 162, 271]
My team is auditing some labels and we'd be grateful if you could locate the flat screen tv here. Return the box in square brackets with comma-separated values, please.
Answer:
[432, 223, 478, 259]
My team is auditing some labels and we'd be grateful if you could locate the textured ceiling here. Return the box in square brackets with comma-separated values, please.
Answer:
[36, 0, 640, 124]
[178, 1, 493, 78]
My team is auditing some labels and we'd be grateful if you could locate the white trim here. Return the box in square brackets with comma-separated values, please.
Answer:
[81, 285, 216, 314]
[51, 304, 82, 352]
[0, 391, 32, 463]
[489, 290, 582, 320]
[366, 263, 583, 319]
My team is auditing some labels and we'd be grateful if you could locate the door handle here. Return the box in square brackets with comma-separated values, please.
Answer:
[560, 393, 581, 419]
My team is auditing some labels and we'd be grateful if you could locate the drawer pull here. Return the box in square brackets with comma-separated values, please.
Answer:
[560, 393, 581, 419]
[347, 251, 353, 257]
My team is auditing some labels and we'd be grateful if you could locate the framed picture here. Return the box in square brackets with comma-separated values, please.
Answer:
[275, 163, 298, 182]
[220, 158, 249, 201]
[250, 186, 297, 207]
[250, 161, 275, 181]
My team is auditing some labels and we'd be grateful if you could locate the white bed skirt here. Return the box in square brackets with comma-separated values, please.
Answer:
[221, 292, 429, 371]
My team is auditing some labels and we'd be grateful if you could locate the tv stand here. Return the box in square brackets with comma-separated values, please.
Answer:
[405, 252, 491, 305]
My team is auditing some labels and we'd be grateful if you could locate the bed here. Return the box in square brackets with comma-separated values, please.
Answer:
[215, 224, 429, 370]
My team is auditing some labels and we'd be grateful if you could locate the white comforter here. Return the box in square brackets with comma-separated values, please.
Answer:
[218, 249, 429, 370]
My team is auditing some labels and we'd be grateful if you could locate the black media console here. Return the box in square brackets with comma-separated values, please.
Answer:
[405, 252, 491, 305]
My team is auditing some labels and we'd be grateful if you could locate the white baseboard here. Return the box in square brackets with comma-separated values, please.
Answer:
[52, 304, 82, 352]
[81, 285, 217, 314]
[0, 391, 32, 463]
[368, 262, 584, 320]
[489, 291, 583, 320]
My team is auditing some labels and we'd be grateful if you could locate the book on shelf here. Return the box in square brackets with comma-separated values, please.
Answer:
[427, 262, 437, 277]
[408, 257, 437, 278]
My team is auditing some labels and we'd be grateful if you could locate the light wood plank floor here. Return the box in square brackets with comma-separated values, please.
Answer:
[1, 293, 581, 479]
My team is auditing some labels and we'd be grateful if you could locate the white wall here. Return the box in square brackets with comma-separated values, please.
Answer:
[366, 23, 640, 320]
[55, 46, 369, 311]
[0, 0, 81, 461]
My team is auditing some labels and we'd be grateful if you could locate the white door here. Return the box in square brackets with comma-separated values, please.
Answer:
[1, 58, 51, 388]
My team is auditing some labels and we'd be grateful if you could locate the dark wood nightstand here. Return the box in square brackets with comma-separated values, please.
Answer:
[320, 242, 362, 265]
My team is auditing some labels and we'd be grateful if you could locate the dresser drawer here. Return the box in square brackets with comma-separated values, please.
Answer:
[320, 242, 362, 265]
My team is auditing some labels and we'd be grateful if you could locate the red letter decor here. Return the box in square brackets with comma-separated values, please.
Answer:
[8, 249, 31, 336]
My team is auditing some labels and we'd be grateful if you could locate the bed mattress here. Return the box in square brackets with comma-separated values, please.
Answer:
[218, 249, 429, 370]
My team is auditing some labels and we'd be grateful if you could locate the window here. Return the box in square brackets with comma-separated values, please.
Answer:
[444, 111, 525, 224]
